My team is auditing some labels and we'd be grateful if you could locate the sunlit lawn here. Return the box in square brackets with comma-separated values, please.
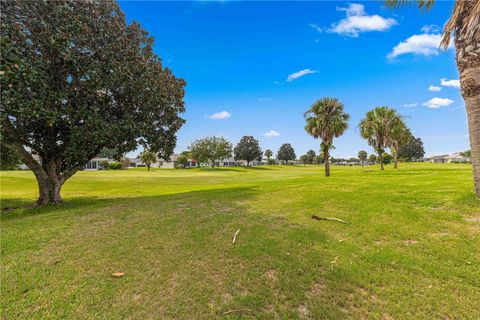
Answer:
[1, 163, 479, 319]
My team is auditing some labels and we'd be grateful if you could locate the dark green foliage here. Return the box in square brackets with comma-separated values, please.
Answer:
[383, 153, 393, 164]
[176, 155, 188, 168]
[313, 155, 324, 164]
[0, 0, 185, 205]
[234, 136, 262, 166]
[306, 150, 316, 159]
[189, 136, 232, 167]
[398, 136, 425, 161]
[108, 162, 122, 170]
[264, 149, 273, 162]
[277, 144, 296, 164]
[460, 150, 471, 158]
[460, 150, 472, 158]
[369, 154, 377, 164]
[300, 150, 316, 164]
[299, 155, 309, 164]
[0, 146, 22, 170]
[98, 148, 116, 159]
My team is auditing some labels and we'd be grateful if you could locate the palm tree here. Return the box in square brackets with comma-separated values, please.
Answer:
[304, 97, 350, 177]
[358, 106, 401, 170]
[385, 0, 479, 196]
[388, 121, 411, 169]
[358, 150, 368, 166]
[139, 150, 157, 171]
[264, 149, 273, 164]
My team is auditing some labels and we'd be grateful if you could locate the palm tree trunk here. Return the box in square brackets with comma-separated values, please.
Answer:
[393, 148, 398, 169]
[454, 4, 480, 197]
[379, 151, 384, 171]
[324, 150, 330, 177]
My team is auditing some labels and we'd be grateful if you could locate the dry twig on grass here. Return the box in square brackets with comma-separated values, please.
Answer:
[223, 308, 251, 315]
[311, 215, 348, 224]
[232, 229, 240, 244]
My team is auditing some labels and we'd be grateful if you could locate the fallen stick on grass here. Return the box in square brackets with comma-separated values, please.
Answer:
[232, 229, 240, 244]
[223, 308, 251, 315]
[311, 215, 348, 224]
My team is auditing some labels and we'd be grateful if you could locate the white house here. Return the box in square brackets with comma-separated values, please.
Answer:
[426, 153, 470, 163]
[85, 157, 112, 170]
[444, 152, 470, 163]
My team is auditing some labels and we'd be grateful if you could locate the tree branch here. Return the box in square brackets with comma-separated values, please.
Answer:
[2, 119, 48, 181]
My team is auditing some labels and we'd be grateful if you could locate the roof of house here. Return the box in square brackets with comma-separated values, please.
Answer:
[90, 157, 112, 162]
[427, 154, 449, 160]
[444, 153, 467, 159]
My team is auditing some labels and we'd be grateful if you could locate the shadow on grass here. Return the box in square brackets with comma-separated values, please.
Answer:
[0, 186, 260, 221]
[1, 184, 357, 319]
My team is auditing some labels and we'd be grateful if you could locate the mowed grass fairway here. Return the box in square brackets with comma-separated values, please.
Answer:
[1, 164, 479, 319]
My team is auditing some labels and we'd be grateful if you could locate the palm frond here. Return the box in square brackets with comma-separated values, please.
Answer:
[441, 0, 480, 48]
[384, 0, 435, 10]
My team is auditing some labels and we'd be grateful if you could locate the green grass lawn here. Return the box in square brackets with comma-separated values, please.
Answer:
[1, 163, 479, 319]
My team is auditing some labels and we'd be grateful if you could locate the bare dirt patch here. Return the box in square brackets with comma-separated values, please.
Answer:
[298, 305, 309, 318]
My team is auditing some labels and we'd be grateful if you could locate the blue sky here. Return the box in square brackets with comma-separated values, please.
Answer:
[120, 1, 468, 158]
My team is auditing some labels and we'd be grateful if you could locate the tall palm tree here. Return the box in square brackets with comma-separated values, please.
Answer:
[359, 106, 401, 170]
[139, 150, 157, 171]
[388, 121, 411, 169]
[385, 0, 479, 196]
[304, 97, 350, 177]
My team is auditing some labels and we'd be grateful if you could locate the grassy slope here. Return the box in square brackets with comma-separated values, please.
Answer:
[1, 163, 479, 319]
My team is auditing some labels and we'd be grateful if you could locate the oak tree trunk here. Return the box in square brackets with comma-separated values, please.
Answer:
[454, 2, 480, 197]
[36, 175, 64, 206]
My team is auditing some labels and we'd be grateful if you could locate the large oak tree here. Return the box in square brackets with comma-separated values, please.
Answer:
[234, 136, 262, 166]
[0, 1, 186, 206]
[189, 136, 232, 167]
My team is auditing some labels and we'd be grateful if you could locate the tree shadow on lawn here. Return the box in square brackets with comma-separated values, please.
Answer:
[245, 166, 273, 170]
[0, 186, 260, 221]
[0, 185, 368, 319]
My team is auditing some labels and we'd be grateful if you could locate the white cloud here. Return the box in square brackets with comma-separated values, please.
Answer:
[258, 97, 272, 102]
[421, 24, 440, 34]
[264, 130, 280, 138]
[207, 111, 231, 120]
[440, 78, 460, 88]
[388, 26, 453, 59]
[422, 97, 454, 109]
[329, 3, 397, 37]
[286, 69, 316, 82]
[428, 85, 442, 92]
[309, 23, 323, 33]
[403, 102, 418, 107]
[388, 34, 445, 59]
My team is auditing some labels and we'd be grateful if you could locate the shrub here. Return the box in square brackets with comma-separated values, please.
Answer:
[99, 160, 110, 170]
[109, 162, 122, 170]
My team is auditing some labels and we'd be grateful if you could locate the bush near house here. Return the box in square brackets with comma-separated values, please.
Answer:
[108, 162, 122, 170]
